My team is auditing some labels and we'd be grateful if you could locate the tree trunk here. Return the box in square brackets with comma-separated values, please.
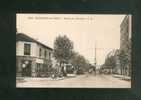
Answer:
[120, 66, 122, 75]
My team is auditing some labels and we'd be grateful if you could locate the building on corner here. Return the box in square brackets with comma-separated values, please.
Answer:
[16, 33, 53, 77]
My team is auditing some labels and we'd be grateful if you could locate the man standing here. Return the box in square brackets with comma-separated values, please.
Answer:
[93, 66, 96, 75]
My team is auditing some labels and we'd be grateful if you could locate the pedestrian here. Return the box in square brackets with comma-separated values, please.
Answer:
[93, 66, 96, 75]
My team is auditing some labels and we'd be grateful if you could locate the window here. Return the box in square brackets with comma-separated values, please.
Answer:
[24, 43, 31, 55]
[39, 48, 42, 57]
[49, 52, 51, 59]
[44, 50, 47, 58]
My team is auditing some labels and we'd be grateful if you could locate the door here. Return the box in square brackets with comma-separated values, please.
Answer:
[22, 60, 32, 77]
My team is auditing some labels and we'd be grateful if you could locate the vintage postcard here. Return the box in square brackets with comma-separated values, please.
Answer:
[16, 14, 131, 88]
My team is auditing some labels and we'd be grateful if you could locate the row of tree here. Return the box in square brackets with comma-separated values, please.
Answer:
[103, 39, 131, 76]
[53, 35, 90, 75]
[118, 39, 131, 76]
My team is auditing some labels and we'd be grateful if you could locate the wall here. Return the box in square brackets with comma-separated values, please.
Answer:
[16, 41, 53, 60]
[120, 15, 132, 51]
[16, 41, 37, 57]
[36, 43, 52, 60]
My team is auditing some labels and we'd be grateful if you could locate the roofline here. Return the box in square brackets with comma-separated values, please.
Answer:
[16, 33, 53, 51]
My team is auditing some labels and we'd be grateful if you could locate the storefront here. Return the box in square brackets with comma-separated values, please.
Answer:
[16, 56, 35, 77]
[21, 60, 32, 76]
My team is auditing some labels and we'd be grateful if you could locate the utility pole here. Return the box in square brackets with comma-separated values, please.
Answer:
[93, 41, 97, 75]
[94, 41, 97, 67]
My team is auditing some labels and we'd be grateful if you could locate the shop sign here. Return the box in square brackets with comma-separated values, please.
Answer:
[36, 59, 43, 64]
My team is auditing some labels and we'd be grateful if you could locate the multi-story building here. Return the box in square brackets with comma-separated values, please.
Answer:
[120, 15, 132, 76]
[16, 33, 53, 77]
[120, 15, 132, 51]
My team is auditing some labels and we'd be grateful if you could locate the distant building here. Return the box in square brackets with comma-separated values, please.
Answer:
[16, 33, 53, 77]
[120, 15, 132, 76]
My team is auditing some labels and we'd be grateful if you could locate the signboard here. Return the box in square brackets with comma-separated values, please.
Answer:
[35, 59, 43, 64]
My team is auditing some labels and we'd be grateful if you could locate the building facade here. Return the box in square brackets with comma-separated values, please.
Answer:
[120, 15, 132, 76]
[16, 33, 53, 77]
[120, 15, 132, 51]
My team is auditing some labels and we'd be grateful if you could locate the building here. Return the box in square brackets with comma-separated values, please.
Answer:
[120, 15, 132, 76]
[120, 15, 132, 51]
[16, 33, 53, 77]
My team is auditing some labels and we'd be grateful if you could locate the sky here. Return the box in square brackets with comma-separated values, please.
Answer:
[16, 14, 125, 65]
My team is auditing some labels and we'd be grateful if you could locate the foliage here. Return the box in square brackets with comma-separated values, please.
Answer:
[118, 50, 128, 67]
[118, 39, 131, 76]
[70, 52, 89, 74]
[104, 52, 116, 69]
[53, 35, 73, 64]
[53, 35, 91, 75]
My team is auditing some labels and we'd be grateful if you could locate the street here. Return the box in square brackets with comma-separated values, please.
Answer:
[16, 74, 131, 88]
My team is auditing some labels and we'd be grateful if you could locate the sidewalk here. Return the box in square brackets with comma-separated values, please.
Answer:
[16, 74, 77, 82]
[17, 77, 65, 81]
[112, 74, 131, 81]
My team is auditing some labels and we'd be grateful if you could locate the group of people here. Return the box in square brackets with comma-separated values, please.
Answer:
[88, 66, 96, 75]
[50, 64, 98, 79]
[50, 64, 70, 79]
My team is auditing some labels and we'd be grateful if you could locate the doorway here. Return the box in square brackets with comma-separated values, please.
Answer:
[22, 60, 32, 77]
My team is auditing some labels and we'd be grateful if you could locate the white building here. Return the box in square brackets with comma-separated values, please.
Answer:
[16, 33, 53, 77]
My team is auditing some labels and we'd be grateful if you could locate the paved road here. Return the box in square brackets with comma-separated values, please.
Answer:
[16, 74, 131, 88]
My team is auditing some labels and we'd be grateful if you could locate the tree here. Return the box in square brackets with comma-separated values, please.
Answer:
[104, 55, 116, 73]
[103, 49, 121, 74]
[69, 51, 79, 70]
[53, 35, 73, 75]
[117, 39, 131, 76]
[70, 52, 89, 74]
[118, 48, 131, 76]
[127, 39, 131, 76]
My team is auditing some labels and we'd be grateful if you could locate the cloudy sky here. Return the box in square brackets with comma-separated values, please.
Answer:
[16, 14, 125, 65]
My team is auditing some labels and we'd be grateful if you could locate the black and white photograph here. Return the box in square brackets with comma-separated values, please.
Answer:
[16, 14, 131, 88]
